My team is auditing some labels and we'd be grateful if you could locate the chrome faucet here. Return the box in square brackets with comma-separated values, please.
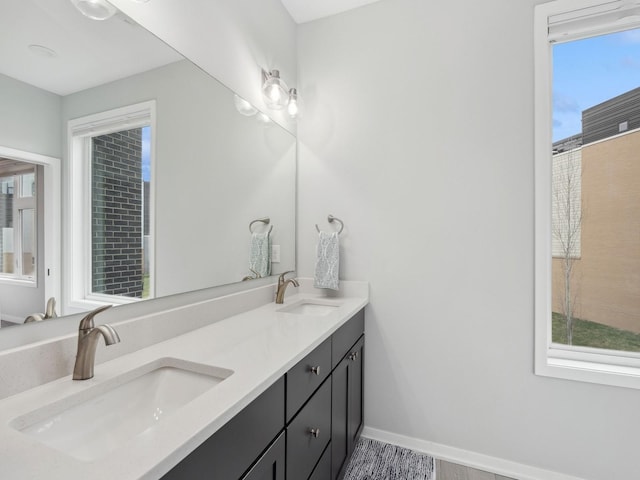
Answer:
[72, 305, 120, 380]
[275, 271, 299, 304]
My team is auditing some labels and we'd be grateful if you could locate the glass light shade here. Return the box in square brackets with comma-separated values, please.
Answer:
[262, 70, 289, 110]
[234, 95, 258, 116]
[287, 88, 299, 119]
[70, 0, 117, 20]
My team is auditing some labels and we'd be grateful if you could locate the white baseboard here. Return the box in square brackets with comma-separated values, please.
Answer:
[361, 426, 585, 480]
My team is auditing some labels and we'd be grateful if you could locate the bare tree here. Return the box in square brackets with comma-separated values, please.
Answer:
[552, 147, 582, 345]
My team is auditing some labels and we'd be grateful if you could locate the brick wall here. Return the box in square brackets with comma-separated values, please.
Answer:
[92, 129, 143, 298]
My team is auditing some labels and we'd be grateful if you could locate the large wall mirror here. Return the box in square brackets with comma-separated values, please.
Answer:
[0, 0, 296, 333]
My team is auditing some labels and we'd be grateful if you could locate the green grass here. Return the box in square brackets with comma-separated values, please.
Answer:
[142, 274, 150, 299]
[552, 312, 640, 352]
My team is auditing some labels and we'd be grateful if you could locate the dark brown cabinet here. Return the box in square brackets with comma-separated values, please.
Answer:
[162, 308, 365, 480]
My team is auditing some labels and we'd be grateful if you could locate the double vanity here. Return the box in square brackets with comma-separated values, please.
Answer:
[0, 279, 368, 479]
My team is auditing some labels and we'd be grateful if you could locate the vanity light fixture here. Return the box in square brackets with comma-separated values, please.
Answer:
[287, 88, 299, 119]
[262, 69, 289, 110]
[70, 0, 117, 20]
[261, 69, 300, 119]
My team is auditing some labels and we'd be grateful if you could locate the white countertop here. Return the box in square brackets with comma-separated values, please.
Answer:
[0, 290, 368, 479]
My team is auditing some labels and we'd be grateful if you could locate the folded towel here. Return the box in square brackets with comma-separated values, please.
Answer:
[314, 231, 339, 290]
[249, 231, 271, 278]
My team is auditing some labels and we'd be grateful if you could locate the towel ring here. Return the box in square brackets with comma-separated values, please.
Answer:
[249, 217, 272, 233]
[315, 214, 344, 234]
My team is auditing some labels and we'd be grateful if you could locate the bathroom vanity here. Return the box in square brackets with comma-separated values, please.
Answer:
[0, 280, 368, 480]
[163, 309, 364, 480]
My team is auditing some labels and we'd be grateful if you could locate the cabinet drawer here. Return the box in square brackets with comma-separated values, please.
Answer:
[286, 337, 331, 421]
[162, 377, 285, 480]
[286, 378, 332, 480]
[332, 309, 364, 368]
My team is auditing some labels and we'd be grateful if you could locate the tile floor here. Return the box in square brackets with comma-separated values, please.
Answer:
[437, 459, 516, 480]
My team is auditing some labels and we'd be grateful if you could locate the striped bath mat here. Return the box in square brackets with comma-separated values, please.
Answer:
[344, 438, 435, 480]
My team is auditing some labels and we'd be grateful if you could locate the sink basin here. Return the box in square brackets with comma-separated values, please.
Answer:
[11, 358, 233, 461]
[278, 299, 341, 316]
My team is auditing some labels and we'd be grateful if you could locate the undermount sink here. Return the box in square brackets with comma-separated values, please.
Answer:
[10, 358, 233, 461]
[278, 299, 341, 316]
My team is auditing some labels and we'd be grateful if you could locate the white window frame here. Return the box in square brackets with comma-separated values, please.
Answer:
[65, 101, 155, 314]
[534, 0, 640, 389]
[0, 146, 60, 301]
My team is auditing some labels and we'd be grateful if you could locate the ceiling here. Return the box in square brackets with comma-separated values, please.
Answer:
[1, 0, 384, 96]
[279, 0, 384, 24]
[0, 0, 181, 96]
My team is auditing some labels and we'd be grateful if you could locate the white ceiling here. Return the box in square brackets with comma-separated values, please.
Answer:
[0, 0, 181, 96]
[279, 0, 384, 24]
[1, 0, 384, 96]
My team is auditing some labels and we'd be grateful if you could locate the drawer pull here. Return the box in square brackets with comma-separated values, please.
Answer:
[310, 365, 321, 375]
[349, 351, 359, 361]
[309, 428, 320, 438]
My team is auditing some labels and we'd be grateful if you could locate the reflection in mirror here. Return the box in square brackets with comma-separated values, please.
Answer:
[0, 0, 296, 329]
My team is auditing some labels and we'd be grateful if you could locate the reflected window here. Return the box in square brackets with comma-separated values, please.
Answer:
[91, 127, 151, 299]
[68, 101, 155, 308]
[0, 165, 37, 282]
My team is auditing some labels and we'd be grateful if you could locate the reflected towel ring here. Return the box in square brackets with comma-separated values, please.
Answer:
[249, 217, 272, 233]
[315, 214, 344, 234]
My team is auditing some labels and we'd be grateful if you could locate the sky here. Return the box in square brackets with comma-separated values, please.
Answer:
[141, 126, 151, 182]
[553, 28, 640, 142]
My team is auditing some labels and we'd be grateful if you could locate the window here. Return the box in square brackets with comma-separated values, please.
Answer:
[0, 164, 37, 283]
[535, 0, 640, 389]
[67, 101, 155, 311]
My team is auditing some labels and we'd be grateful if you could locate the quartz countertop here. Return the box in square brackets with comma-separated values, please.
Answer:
[0, 287, 368, 479]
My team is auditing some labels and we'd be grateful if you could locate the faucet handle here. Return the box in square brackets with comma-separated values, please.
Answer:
[78, 305, 112, 331]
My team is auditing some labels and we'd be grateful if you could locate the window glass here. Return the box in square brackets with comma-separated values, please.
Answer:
[551, 28, 640, 352]
[91, 125, 151, 299]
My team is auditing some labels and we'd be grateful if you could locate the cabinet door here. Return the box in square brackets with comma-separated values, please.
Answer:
[331, 353, 349, 480]
[331, 335, 364, 480]
[162, 377, 285, 480]
[348, 336, 364, 450]
[287, 379, 332, 480]
[242, 432, 285, 480]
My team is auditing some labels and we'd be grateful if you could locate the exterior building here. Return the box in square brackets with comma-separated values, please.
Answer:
[552, 87, 640, 333]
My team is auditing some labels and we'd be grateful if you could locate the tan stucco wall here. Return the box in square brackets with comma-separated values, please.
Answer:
[552, 130, 640, 333]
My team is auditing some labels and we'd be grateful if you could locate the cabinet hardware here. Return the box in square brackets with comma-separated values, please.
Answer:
[349, 351, 359, 361]
[310, 365, 321, 375]
[309, 428, 320, 438]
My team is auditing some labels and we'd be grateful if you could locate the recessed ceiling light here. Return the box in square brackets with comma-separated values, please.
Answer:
[28, 44, 58, 58]
[70, 0, 117, 21]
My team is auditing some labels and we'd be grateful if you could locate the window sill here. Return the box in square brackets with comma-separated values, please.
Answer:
[0, 277, 37, 288]
[536, 347, 640, 390]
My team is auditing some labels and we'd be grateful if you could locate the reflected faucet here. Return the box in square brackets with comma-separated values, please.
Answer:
[72, 305, 120, 380]
[275, 271, 299, 304]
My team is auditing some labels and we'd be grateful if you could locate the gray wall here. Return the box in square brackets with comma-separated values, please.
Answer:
[63, 60, 295, 300]
[0, 74, 61, 322]
[297, 0, 637, 479]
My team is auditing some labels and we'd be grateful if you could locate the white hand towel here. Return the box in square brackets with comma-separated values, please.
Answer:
[314, 231, 339, 290]
[249, 231, 271, 278]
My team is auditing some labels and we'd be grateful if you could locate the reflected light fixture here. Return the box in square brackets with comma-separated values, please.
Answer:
[262, 69, 289, 110]
[256, 112, 272, 126]
[234, 94, 258, 116]
[70, 0, 117, 20]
